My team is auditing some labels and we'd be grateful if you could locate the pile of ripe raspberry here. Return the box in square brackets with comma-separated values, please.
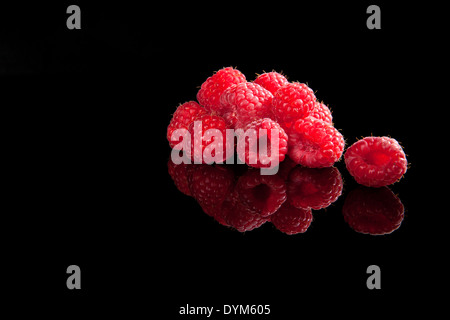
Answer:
[167, 67, 408, 189]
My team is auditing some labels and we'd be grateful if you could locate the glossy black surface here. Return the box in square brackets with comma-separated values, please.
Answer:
[2, 1, 440, 318]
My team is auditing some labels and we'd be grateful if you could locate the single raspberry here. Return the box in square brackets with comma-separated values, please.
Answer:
[197, 67, 246, 113]
[342, 186, 405, 235]
[310, 101, 332, 125]
[235, 169, 287, 217]
[288, 116, 345, 168]
[189, 164, 235, 217]
[272, 82, 316, 128]
[253, 71, 289, 95]
[167, 101, 207, 149]
[270, 202, 313, 235]
[220, 82, 274, 128]
[167, 158, 193, 196]
[287, 166, 343, 210]
[344, 136, 407, 187]
[237, 118, 288, 169]
[188, 114, 231, 164]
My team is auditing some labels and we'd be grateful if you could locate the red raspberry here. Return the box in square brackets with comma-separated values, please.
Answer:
[197, 67, 246, 113]
[237, 118, 288, 169]
[253, 71, 289, 95]
[344, 136, 407, 187]
[235, 169, 287, 217]
[270, 202, 313, 235]
[272, 82, 316, 128]
[288, 116, 345, 168]
[310, 101, 332, 125]
[189, 164, 235, 217]
[342, 186, 405, 235]
[188, 114, 231, 164]
[167, 101, 207, 149]
[220, 82, 274, 128]
[287, 166, 343, 210]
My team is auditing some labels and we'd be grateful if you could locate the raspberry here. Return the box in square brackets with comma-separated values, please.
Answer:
[253, 71, 289, 95]
[288, 116, 345, 168]
[197, 67, 246, 113]
[237, 118, 288, 169]
[189, 164, 235, 217]
[272, 82, 316, 128]
[310, 101, 332, 125]
[344, 136, 407, 187]
[188, 114, 231, 164]
[342, 186, 404, 235]
[270, 202, 313, 235]
[167, 101, 207, 149]
[235, 169, 287, 217]
[287, 166, 343, 210]
[220, 82, 274, 128]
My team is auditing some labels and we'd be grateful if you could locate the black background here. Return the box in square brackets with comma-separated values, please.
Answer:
[1, 1, 444, 318]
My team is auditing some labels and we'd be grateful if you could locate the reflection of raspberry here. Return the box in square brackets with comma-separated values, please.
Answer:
[197, 67, 246, 113]
[272, 82, 316, 127]
[287, 166, 343, 210]
[220, 82, 274, 127]
[189, 164, 234, 217]
[237, 118, 288, 168]
[226, 199, 269, 232]
[167, 101, 207, 149]
[212, 186, 269, 231]
[167, 158, 193, 196]
[288, 117, 345, 168]
[188, 114, 230, 164]
[310, 101, 332, 125]
[270, 202, 313, 235]
[212, 189, 237, 226]
[342, 186, 404, 235]
[344, 136, 407, 187]
[235, 169, 287, 217]
[254, 71, 289, 95]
